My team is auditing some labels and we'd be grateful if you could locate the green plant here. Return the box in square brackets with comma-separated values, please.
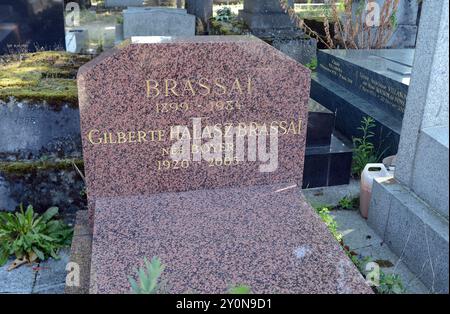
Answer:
[338, 195, 353, 209]
[215, 7, 233, 22]
[352, 116, 383, 177]
[349, 254, 372, 272]
[79, 186, 87, 198]
[314, 205, 405, 294]
[377, 272, 404, 294]
[348, 254, 404, 294]
[0, 204, 73, 267]
[128, 256, 165, 294]
[315, 207, 342, 242]
[304, 57, 318, 71]
[228, 284, 252, 294]
[129, 257, 255, 294]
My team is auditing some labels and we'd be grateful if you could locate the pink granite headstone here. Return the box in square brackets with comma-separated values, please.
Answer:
[77, 36, 372, 294]
[78, 36, 310, 210]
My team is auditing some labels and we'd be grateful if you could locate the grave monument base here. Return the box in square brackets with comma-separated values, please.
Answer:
[238, 0, 316, 65]
[303, 99, 353, 188]
[68, 184, 372, 294]
[74, 36, 372, 294]
[65, 210, 92, 294]
[369, 177, 449, 294]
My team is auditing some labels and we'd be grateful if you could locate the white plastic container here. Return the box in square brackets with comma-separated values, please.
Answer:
[360, 163, 391, 219]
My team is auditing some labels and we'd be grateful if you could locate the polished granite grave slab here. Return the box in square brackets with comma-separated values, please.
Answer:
[311, 72, 402, 157]
[316, 49, 413, 119]
[303, 132, 353, 189]
[306, 98, 335, 147]
[90, 183, 372, 294]
[303, 99, 352, 188]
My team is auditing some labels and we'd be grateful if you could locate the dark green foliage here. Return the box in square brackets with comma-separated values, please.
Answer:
[0, 204, 73, 266]
[352, 116, 386, 177]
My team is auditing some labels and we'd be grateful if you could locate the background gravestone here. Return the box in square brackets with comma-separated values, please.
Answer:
[77, 35, 372, 294]
[104, 0, 177, 7]
[104, 0, 145, 7]
[185, 0, 213, 31]
[351, 0, 420, 48]
[123, 7, 195, 38]
[239, 0, 296, 36]
[0, 0, 66, 54]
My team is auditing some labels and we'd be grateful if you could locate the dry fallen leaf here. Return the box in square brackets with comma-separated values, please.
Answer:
[7, 258, 27, 271]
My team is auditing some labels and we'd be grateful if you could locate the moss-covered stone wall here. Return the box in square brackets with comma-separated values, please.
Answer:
[0, 51, 91, 107]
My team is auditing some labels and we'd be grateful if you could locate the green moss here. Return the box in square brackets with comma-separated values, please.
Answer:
[0, 159, 84, 175]
[0, 51, 91, 106]
[209, 18, 247, 35]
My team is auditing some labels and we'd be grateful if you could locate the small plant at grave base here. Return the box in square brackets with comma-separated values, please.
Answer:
[210, 7, 248, 36]
[348, 253, 372, 273]
[129, 257, 255, 294]
[128, 256, 165, 294]
[314, 206, 342, 243]
[304, 57, 318, 71]
[350, 196, 359, 209]
[228, 284, 252, 294]
[377, 272, 405, 294]
[0, 204, 73, 270]
[344, 248, 405, 294]
[337, 195, 354, 210]
[351, 116, 385, 178]
[314, 205, 405, 294]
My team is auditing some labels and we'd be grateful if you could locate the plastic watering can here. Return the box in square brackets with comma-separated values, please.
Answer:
[360, 163, 391, 219]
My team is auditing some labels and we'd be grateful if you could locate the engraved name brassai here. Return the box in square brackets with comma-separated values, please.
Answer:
[86, 76, 304, 145]
[146, 77, 253, 98]
[85, 76, 304, 171]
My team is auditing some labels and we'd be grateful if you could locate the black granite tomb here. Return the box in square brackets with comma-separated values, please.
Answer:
[302, 99, 353, 189]
[311, 49, 413, 157]
[0, 0, 66, 54]
[316, 50, 411, 119]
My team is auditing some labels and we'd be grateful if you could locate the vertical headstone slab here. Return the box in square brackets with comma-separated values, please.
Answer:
[78, 36, 310, 216]
[239, 0, 295, 33]
[123, 8, 196, 38]
[0, 0, 66, 54]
